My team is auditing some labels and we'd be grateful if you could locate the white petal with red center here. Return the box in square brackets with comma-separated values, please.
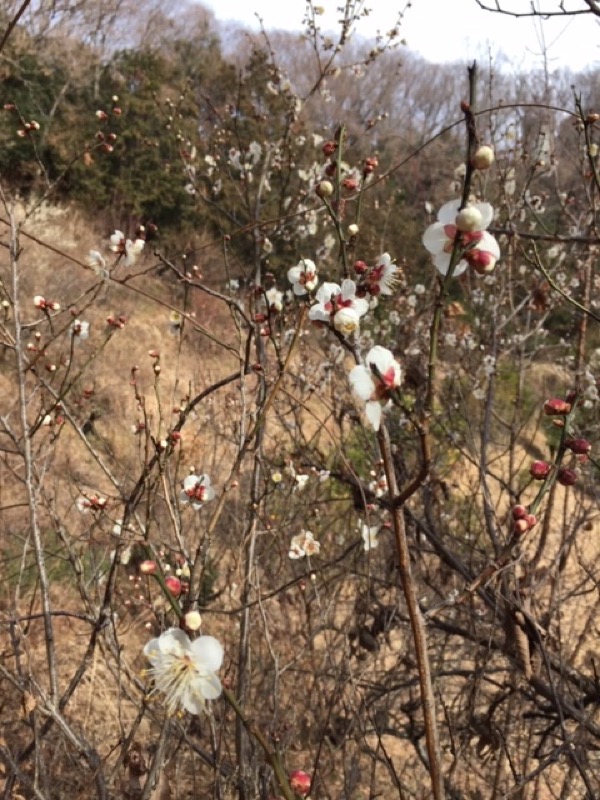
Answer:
[367, 346, 401, 385]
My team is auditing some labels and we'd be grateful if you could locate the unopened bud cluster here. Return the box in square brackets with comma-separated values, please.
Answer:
[511, 505, 537, 536]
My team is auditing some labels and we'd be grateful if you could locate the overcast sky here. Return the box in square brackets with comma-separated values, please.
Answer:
[199, 0, 600, 72]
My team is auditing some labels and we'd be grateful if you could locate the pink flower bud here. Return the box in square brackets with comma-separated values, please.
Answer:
[512, 505, 528, 520]
[354, 260, 368, 274]
[513, 519, 529, 536]
[565, 437, 591, 455]
[525, 514, 537, 529]
[543, 398, 571, 416]
[530, 460, 552, 480]
[165, 575, 182, 596]
[467, 249, 497, 275]
[557, 467, 578, 486]
[289, 770, 311, 797]
[322, 140, 337, 156]
[140, 560, 158, 575]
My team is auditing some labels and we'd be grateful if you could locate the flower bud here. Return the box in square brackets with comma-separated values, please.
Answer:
[354, 259, 368, 274]
[543, 398, 571, 416]
[466, 249, 497, 274]
[565, 437, 591, 455]
[333, 307, 360, 335]
[525, 514, 537, 529]
[513, 518, 529, 536]
[322, 140, 337, 156]
[512, 504, 528, 520]
[184, 610, 202, 631]
[165, 575, 182, 596]
[557, 467, 578, 486]
[317, 180, 334, 197]
[530, 460, 552, 480]
[289, 770, 311, 797]
[348, 223, 359, 236]
[456, 206, 483, 232]
[140, 560, 158, 575]
[471, 145, 495, 170]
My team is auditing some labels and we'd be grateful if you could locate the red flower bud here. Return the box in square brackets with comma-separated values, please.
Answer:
[557, 468, 578, 486]
[512, 504, 528, 520]
[140, 560, 158, 575]
[525, 514, 537, 529]
[322, 140, 337, 156]
[165, 575, 182, 596]
[530, 460, 552, 480]
[565, 437, 591, 455]
[543, 398, 571, 416]
[289, 770, 311, 797]
[354, 260, 368, 274]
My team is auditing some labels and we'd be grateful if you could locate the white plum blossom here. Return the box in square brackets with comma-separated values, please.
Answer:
[349, 346, 403, 431]
[265, 287, 283, 312]
[86, 250, 109, 279]
[110, 231, 145, 267]
[422, 200, 499, 276]
[288, 530, 321, 559]
[143, 628, 223, 715]
[367, 253, 399, 296]
[71, 319, 90, 340]
[361, 523, 380, 552]
[309, 280, 369, 335]
[180, 474, 216, 510]
[288, 259, 318, 295]
[294, 474, 310, 492]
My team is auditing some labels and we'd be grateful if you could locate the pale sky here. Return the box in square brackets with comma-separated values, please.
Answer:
[200, 0, 600, 72]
